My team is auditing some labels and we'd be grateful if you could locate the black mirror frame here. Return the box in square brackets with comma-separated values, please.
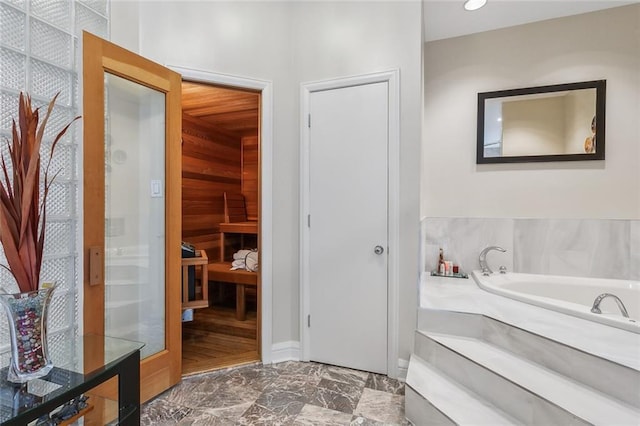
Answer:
[476, 80, 606, 164]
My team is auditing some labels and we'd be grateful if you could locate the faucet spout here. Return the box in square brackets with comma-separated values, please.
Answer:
[478, 246, 507, 274]
[591, 293, 630, 318]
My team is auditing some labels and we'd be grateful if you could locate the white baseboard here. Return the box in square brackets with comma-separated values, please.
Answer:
[271, 341, 300, 364]
[269, 343, 408, 382]
[397, 358, 409, 381]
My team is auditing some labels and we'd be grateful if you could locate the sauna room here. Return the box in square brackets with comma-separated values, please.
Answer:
[180, 81, 261, 375]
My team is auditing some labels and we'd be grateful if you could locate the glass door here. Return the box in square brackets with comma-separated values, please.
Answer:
[82, 32, 182, 403]
[104, 73, 166, 359]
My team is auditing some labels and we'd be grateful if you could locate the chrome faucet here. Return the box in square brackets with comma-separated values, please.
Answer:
[590, 293, 630, 318]
[478, 246, 507, 275]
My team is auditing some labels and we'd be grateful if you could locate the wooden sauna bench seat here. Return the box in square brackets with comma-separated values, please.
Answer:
[219, 221, 258, 234]
[207, 262, 257, 321]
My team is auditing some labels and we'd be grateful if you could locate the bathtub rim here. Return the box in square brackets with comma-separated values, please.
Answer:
[471, 270, 640, 334]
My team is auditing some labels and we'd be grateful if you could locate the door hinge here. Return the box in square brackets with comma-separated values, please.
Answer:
[307, 214, 311, 228]
[308, 114, 311, 128]
[307, 314, 311, 327]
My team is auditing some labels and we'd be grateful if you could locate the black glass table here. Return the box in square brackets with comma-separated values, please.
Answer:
[0, 334, 143, 425]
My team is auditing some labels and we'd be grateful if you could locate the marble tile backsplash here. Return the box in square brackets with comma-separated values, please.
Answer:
[422, 218, 513, 275]
[513, 220, 630, 279]
[631, 221, 640, 281]
[421, 218, 639, 280]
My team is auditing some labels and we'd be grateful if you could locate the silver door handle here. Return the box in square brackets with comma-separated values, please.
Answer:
[374, 245, 384, 255]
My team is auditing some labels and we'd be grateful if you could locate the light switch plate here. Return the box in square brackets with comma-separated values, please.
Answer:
[151, 179, 163, 198]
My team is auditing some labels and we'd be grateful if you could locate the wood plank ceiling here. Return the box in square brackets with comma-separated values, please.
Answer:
[182, 81, 259, 138]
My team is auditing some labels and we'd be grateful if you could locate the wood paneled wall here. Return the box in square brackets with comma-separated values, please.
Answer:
[182, 113, 241, 259]
[242, 136, 259, 221]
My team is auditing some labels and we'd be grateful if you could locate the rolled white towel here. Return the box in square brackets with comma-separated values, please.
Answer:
[230, 259, 246, 270]
[233, 249, 254, 261]
[229, 249, 259, 271]
[245, 251, 258, 272]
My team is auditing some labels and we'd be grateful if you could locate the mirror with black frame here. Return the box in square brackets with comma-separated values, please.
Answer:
[477, 80, 606, 164]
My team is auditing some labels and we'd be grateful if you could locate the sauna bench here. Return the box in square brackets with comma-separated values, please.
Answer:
[207, 262, 258, 321]
[218, 221, 258, 262]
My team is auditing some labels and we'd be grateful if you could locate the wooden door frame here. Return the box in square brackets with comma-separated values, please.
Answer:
[82, 32, 182, 402]
[169, 66, 273, 364]
[299, 70, 400, 378]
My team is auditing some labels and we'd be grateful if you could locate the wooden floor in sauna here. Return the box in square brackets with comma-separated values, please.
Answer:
[182, 304, 259, 376]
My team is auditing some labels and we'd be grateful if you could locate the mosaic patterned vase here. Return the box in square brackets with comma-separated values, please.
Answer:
[0, 285, 55, 383]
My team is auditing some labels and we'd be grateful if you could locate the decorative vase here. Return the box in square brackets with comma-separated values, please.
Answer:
[0, 285, 55, 383]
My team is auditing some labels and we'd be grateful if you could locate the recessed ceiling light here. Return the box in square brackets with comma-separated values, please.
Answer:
[464, 0, 487, 11]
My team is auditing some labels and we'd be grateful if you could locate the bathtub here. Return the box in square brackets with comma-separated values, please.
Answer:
[472, 271, 640, 333]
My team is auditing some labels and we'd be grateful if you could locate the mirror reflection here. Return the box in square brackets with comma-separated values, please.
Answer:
[477, 80, 606, 164]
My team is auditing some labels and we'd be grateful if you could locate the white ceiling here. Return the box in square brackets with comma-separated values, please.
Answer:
[423, 0, 638, 42]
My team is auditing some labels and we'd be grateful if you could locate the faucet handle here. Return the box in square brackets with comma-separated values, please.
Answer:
[499, 266, 507, 274]
[482, 267, 491, 276]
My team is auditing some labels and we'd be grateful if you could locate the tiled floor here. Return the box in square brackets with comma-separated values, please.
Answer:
[141, 361, 408, 425]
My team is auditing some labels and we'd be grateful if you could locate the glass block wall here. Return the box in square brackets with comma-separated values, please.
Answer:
[0, 0, 108, 368]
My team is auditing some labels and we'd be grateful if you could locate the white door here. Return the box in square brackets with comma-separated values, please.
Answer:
[308, 81, 389, 374]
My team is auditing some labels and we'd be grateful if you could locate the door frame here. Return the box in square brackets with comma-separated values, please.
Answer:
[299, 70, 400, 378]
[169, 66, 274, 364]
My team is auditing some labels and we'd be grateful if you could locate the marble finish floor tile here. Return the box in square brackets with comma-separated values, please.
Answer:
[177, 402, 254, 425]
[351, 416, 409, 425]
[365, 372, 405, 395]
[293, 404, 354, 425]
[323, 365, 370, 387]
[350, 416, 388, 426]
[309, 378, 364, 414]
[272, 360, 326, 379]
[238, 400, 305, 425]
[141, 361, 407, 425]
[354, 388, 406, 424]
[222, 364, 281, 392]
[259, 376, 320, 404]
[140, 399, 193, 425]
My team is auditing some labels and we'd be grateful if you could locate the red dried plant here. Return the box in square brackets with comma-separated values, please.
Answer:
[0, 93, 79, 293]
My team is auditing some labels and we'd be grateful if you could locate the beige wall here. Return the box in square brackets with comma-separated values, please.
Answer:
[502, 96, 566, 156]
[111, 1, 422, 363]
[423, 4, 640, 220]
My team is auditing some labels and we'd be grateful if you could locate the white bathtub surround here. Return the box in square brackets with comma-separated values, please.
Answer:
[405, 276, 640, 425]
[406, 356, 517, 425]
[421, 218, 640, 281]
[473, 271, 639, 332]
[412, 327, 638, 425]
[419, 276, 640, 370]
